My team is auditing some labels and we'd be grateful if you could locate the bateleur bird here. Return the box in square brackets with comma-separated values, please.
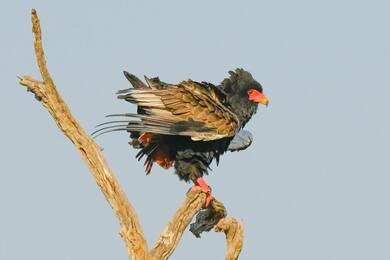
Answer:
[94, 68, 268, 207]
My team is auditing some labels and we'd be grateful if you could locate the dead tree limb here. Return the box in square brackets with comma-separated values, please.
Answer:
[215, 218, 244, 260]
[150, 192, 206, 259]
[18, 9, 244, 260]
[19, 9, 149, 260]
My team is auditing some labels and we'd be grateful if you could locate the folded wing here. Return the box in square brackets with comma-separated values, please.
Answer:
[115, 80, 240, 141]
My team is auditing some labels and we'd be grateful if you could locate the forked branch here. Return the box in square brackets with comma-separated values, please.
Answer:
[18, 9, 243, 260]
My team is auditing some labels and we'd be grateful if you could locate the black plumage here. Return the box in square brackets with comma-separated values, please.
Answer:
[94, 68, 267, 183]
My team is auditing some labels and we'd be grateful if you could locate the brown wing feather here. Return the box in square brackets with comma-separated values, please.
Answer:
[117, 80, 240, 141]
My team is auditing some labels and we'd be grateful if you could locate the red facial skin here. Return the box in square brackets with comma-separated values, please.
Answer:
[248, 89, 269, 106]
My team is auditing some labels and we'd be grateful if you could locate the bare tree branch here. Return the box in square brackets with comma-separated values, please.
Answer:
[215, 218, 244, 260]
[18, 9, 244, 260]
[19, 9, 149, 260]
[150, 191, 206, 259]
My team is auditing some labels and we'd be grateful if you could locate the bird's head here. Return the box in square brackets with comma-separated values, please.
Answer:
[220, 68, 268, 125]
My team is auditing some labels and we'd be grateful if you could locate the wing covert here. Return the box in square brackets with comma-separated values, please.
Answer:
[117, 80, 240, 141]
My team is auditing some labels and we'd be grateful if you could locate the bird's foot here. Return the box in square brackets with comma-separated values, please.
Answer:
[191, 177, 214, 208]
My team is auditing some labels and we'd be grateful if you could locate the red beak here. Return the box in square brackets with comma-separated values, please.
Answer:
[248, 89, 269, 106]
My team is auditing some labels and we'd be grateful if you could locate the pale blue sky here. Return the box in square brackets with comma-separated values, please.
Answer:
[1, 1, 389, 259]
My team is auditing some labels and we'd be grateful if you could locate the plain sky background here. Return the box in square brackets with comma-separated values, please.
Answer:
[1, 1, 389, 259]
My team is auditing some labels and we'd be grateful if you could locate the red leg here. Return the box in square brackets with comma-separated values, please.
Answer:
[191, 177, 214, 208]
